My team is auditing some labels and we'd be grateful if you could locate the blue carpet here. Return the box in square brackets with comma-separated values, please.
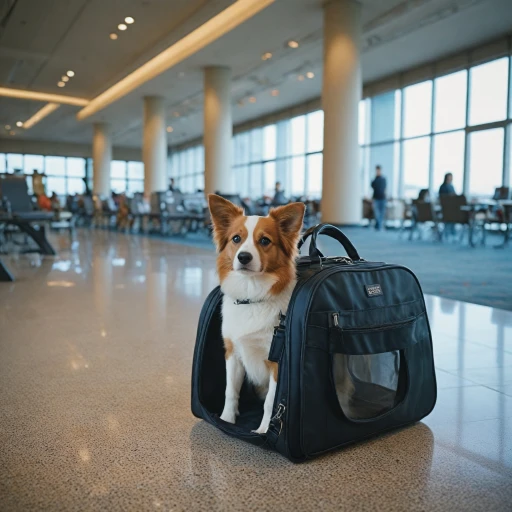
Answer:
[165, 227, 512, 311]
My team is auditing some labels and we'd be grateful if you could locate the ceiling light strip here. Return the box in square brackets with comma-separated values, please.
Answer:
[76, 0, 275, 121]
[0, 87, 88, 106]
[22, 103, 60, 130]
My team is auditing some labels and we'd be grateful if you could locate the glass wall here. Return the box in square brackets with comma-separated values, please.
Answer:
[169, 145, 204, 193]
[0, 153, 144, 196]
[4, 50, 510, 203]
[0, 153, 87, 195]
[110, 160, 144, 194]
[171, 110, 325, 199]
[170, 53, 512, 202]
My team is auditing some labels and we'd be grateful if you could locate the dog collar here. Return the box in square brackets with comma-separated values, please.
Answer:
[233, 298, 266, 305]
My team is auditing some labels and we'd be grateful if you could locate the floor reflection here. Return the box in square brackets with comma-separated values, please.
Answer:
[1, 230, 512, 510]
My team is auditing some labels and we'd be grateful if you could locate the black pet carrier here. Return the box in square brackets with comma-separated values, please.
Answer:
[191, 224, 437, 462]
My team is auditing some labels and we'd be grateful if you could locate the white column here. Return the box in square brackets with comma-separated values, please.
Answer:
[204, 66, 233, 195]
[321, 0, 362, 224]
[92, 123, 111, 197]
[143, 96, 167, 195]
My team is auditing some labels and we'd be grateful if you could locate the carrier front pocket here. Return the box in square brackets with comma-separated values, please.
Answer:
[329, 313, 422, 421]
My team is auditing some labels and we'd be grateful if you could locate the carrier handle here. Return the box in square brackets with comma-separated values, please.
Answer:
[298, 223, 361, 261]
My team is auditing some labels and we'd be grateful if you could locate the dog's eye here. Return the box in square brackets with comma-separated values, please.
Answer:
[259, 237, 271, 246]
[232, 235, 242, 244]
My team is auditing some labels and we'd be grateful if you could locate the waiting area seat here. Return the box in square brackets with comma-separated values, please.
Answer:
[0, 175, 56, 281]
[409, 200, 441, 241]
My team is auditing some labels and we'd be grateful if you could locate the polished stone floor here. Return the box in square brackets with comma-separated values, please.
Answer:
[1, 230, 511, 511]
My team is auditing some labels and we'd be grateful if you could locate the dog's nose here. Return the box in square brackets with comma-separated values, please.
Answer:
[237, 252, 253, 265]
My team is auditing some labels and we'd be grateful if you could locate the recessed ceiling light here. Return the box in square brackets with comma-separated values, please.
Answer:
[262, 52, 272, 61]
[166, 126, 173, 133]
[125, 16, 134, 24]
[287, 40, 299, 48]
[5, 124, 11, 130]
[62, 76, 69, 82]
[297, 74, 305, 81]
[9, 130, 15, 136]
[66, 70, 75, 77]
[271, 89, 279, 96]
[58, 81, 66, 87]
[173, 112, 180, 117]
[16, 121, 23, 127]
[306, 71, 314, 79]
[118, 23, 127, 31]
[110, 33, 118, 40]
[248, 96, 256, 103]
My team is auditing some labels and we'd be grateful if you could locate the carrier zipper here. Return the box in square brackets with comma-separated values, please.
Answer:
[270, 402, 286, 437]
[331, 312, 421, 332]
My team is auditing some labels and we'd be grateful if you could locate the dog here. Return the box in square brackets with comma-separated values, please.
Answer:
[208, 194, 305, 434]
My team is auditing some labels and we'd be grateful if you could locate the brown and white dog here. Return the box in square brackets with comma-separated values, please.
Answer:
[208, 194, 305, 434]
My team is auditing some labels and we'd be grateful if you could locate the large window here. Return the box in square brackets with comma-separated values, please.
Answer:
[169, 52, 512, 202]
[24, 154, 44, 174]
[361, 54, 512, 201]
[370, 91, 397, 143]
[7, 153, 23, 171]
[469, 58, 509, 126]
[44, 156, 86, 196]
[226, 112, 323, 199]
[434, 71, 467, 132]
[171, 146, 204, 193]
[110, 160, 127, 193]
[402, 137, 430, 199]
[432, 131, 465, 194]
[403, 81, 433, 138]
[307, 110, 323, 153]
[468, 129, 504, 197]
[0, 153, 143, 197]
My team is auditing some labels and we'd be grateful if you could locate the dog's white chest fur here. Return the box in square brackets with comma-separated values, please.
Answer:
[221, 275, 294, 387]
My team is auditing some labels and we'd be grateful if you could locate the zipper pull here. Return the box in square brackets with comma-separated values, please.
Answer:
[272, 403, 286, 421]
[332, 312, 339, 327]
[270, 402, 286, 437]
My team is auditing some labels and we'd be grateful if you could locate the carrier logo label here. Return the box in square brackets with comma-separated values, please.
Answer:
[365, 284, 383, 297]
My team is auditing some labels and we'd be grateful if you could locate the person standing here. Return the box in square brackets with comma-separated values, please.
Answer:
[169, 178, 181, 193]
[439, 172, 457, 239]
[272, 181, 288, 206]
[371, 165, 387, 231]
[439, 172, 456, 196]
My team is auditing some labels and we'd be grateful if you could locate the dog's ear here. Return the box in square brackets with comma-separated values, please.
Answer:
[270, 202, 305, 236]
[270, 202, 305, 257]
[208, 194, 244, 251]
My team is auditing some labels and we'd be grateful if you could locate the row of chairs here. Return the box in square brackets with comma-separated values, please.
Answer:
[79, 191, 209, 236]
[0, 175, 58, 281]
[80, 192, 322, 235]
[409, 195, 512, 247]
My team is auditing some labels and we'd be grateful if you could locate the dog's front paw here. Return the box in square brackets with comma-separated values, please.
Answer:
[252, 420, 270, 435]
[220, 410, 237, 424]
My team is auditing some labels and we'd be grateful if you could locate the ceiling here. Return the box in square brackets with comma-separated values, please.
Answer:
[0, 0, 511, 151]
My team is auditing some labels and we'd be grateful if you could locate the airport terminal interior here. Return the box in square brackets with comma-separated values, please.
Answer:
[1, 0, 512, 510]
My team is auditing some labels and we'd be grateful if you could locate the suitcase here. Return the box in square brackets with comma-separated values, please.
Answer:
[191, 223, 437, 462]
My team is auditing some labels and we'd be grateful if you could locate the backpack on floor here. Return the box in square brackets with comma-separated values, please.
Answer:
[191, 224, 437, 462]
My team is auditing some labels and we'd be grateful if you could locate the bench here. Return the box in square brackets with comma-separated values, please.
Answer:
[0, 176, 56, 281]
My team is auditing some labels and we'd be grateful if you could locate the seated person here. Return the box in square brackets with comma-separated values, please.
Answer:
[50, 192, 61, 211]
[117, 194, 133, 230]
[417, 189, 430, 202]
[37, 194, 52, 212]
